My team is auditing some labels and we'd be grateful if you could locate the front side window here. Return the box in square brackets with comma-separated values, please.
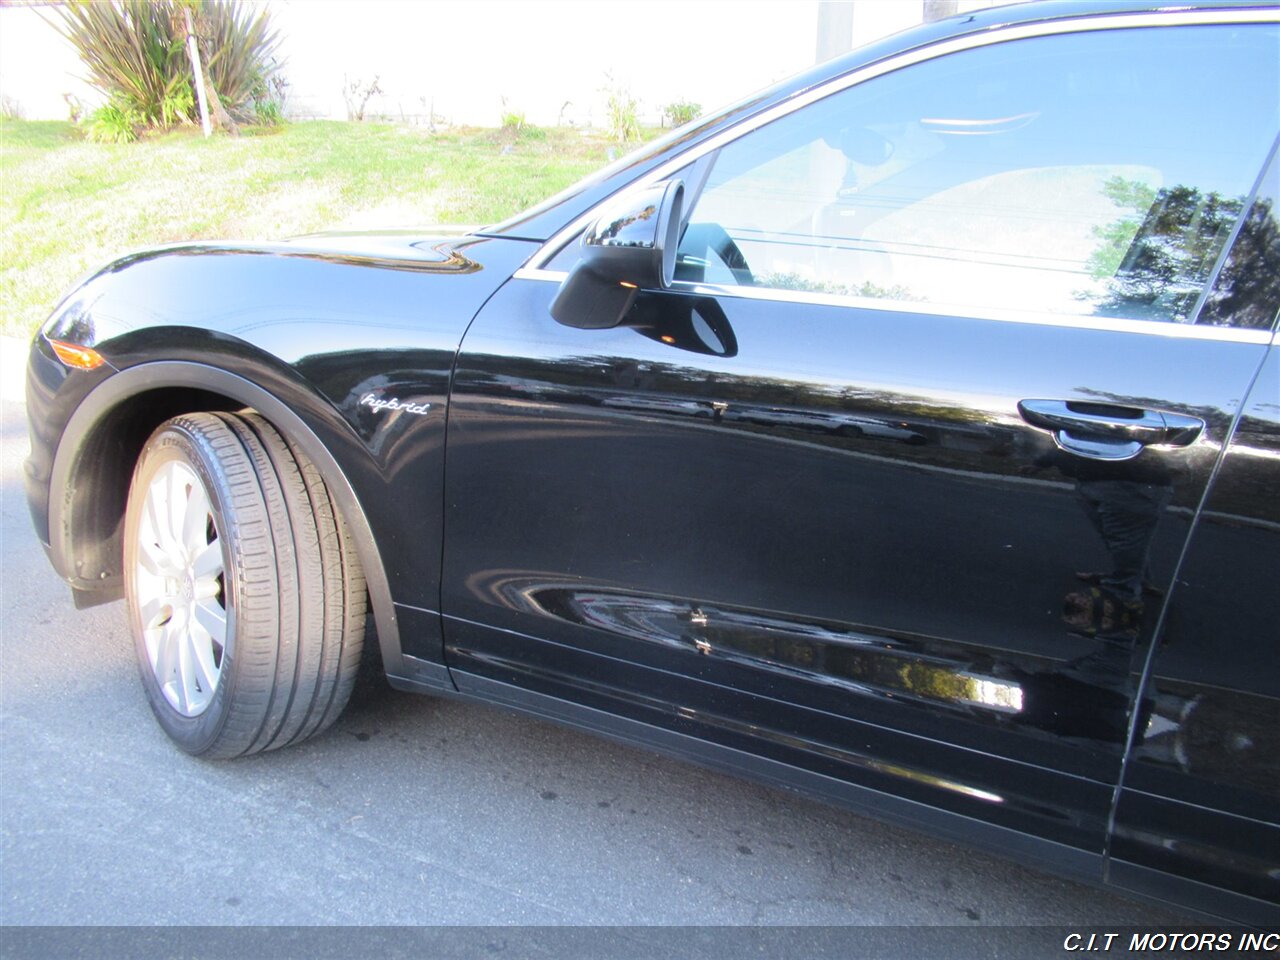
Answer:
[674, 24, 1280, 325]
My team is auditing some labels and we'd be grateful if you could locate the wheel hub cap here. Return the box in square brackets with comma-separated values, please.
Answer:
[133, 460, 227, 716]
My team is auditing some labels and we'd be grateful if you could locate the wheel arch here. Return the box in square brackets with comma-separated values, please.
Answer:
[48, 360, 404, 677]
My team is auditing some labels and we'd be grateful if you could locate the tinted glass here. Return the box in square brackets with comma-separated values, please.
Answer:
[1196, 139, 1280, 330]
[675, 24, 1280, 325]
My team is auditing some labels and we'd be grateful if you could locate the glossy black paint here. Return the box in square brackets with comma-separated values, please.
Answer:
[1104, 143, 1280, 922]
[24, 332, 117, 549]
[23, 1, 1280, 926]
[1110, 345, 1280, 921]
[443, 274, 1265, 859]
[549, 180, 685, 329]
[27, 234, 536, 628]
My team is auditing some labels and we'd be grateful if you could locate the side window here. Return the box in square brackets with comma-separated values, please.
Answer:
[1197, 142, 1280, 330]
[674, 24, 1280, 325]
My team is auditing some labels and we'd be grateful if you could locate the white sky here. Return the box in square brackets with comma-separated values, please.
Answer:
[1, 1, 985, 125]
[270, 0, 821, 123]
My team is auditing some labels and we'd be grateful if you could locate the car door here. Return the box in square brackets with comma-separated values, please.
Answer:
[1107, 148, 1280, 924]
[443, 15, 1279, 860]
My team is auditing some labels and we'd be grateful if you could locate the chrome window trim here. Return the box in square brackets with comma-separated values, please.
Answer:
[518, 8, 1278, 345]
[512, 265, 1273, 344]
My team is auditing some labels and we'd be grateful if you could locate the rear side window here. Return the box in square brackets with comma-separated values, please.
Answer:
[1197, 142, 1280, 330]
[675, 23, 1280, 326]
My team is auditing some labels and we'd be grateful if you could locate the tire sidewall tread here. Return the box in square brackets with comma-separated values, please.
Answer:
[124, 411, 367, 759]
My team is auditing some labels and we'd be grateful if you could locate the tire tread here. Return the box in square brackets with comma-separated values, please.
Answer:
[126, 411, 367, 758]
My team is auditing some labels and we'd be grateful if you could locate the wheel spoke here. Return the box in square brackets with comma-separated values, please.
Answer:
[193, 597, 227, 646]
[155, 618, 180, 690]
[138, 596, 170, 630]
[174, 626, 194, 713]
[165, 468, 187, 559]
[136, 535, 172, 577]
[189, 623, 221, 695]
[181, 481, 212, 556]
[191, 540, 223, 580]
[134, 456, 227, 718]
[145, 479, 176, 557]
[143, 628, 162, 673]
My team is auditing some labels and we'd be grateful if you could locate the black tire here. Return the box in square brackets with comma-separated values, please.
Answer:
[123, 411, 366, 758]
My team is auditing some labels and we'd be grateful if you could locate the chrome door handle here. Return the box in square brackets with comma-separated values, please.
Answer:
[1017, 399, 1204, 462]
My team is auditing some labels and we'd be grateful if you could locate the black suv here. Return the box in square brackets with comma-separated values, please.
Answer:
[25, 1, 1280, 924]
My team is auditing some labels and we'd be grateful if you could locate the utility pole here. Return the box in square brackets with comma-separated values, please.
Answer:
[815, 0, 855, 64]
[924, 0, 959, 22]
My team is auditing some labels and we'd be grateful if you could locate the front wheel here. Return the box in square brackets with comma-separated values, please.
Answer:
[124, 412, 366, 758]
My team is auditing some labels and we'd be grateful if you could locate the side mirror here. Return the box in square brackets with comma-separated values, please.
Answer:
[550, 179, 684, 329]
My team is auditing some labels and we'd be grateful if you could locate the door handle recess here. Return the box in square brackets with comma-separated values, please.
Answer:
[1017, 399, 1204, 462]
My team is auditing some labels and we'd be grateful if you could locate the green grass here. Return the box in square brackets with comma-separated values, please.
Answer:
[0, 118, 641, 338]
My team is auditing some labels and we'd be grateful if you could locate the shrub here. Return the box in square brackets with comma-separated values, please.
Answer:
[602, 76, 639, 143]
[85, 99, 143, 143]
[200, 0, 281, 120]
[63, 93, 85, 123]
[253, 98, 283, 127]
[343, 75, 382, 122]
[160, 79, 194, 126]
[54, 0, 281, 133]
[662, 99, 702, 127]
[55, 0, 188, 129]
[500, 98, 526, 132]
[249, 69, 288, 127]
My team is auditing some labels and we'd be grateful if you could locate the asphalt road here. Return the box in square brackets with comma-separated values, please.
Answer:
[0, 354, 1183, 950]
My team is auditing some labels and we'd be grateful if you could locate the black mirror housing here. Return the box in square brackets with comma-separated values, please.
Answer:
[550, 180, 684, 329]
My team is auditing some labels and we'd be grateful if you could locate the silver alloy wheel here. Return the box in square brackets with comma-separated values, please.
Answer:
[132, 459, 227, 716]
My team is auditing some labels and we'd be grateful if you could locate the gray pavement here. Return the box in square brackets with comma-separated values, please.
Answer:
[0, 348, 1182, 938]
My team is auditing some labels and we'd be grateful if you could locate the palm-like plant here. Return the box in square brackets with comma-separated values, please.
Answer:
[200, 0, 281, 120]
[54, 0, 282, 135]
[56, 0, 189, 129]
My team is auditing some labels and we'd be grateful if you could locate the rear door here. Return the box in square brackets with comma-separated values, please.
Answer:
[1108, 149, 1280, 923]
[444, 14, 1279, 859]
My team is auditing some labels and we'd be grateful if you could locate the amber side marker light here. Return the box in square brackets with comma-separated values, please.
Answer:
[48, 339, 106, 371]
